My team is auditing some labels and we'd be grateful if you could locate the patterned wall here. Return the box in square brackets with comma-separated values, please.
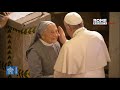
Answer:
[0, 26, 36, 78]
[0, 12, 51, 78]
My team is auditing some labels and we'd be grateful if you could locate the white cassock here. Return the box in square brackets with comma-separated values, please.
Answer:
[54, 27, 111, 78]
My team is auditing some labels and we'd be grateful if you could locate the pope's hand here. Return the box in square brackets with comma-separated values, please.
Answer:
[58, 26, 67, 44]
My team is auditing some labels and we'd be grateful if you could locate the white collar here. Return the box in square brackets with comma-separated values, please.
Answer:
[73, 27, 86, 37]
[39, 39, 53, 46]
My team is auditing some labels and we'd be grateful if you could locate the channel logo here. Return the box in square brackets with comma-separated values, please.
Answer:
[93, 19, 107, 25]
[6, 66, 18, 76]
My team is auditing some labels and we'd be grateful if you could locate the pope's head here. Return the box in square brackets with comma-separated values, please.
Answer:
[64, 12, 84, 38]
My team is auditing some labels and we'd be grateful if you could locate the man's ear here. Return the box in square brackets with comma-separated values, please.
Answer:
[67, 24, 72, 31]
[0, 16, 9, 28]
[64, 21, 72, 31]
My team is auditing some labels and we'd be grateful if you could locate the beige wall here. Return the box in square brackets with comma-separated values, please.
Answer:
[109, 12, 120, 78]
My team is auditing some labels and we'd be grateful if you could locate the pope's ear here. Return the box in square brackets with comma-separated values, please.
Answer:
[64, 22, 72, 31]
[67, 24, 72, 31]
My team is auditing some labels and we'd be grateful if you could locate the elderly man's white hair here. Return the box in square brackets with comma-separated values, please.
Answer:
[64, 12, 83, 25]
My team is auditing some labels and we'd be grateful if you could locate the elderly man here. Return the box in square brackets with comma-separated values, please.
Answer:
[26, 21, 60, 78]
[54, 12, 111, 78]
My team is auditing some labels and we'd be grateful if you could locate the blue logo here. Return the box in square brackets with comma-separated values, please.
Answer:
[6, 66, 18, 76]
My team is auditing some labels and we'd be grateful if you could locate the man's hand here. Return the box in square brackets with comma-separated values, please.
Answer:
[0, 12, 11, 28]
[0, 16, 9, 28]
[0, 12, 11, 16]
[58, 26, 67, 44]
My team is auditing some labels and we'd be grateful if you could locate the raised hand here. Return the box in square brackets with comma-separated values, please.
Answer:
[58, 26, 67, 44]
[0, 12, 11, 28]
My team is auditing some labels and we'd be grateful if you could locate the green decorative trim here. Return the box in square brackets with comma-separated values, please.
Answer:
[7, 50, 12, 54]
[1, 61, 12, 70]
[7, 56, 11, 60]
[7, 26, 36, 35]
[7, 29, 11, 33]
[8, 40, 11, 44]
[7, 45, 12, 49]
[18, 68, 30, 78]
[23, 70, 30, 78]
[7, 35, 11, 38]
[6, 26, 12, 67]
[2, 62, 5, 70]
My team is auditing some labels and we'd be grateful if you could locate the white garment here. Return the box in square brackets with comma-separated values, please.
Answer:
[54, 27, 111, 78]
[64, 12, 83, 25]
[54, 68, 105, 78]
[39, 39, 53, 46]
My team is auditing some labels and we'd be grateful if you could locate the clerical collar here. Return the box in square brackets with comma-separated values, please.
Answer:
[39, 39, 53, 46]
[73, 27, 86, 37]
